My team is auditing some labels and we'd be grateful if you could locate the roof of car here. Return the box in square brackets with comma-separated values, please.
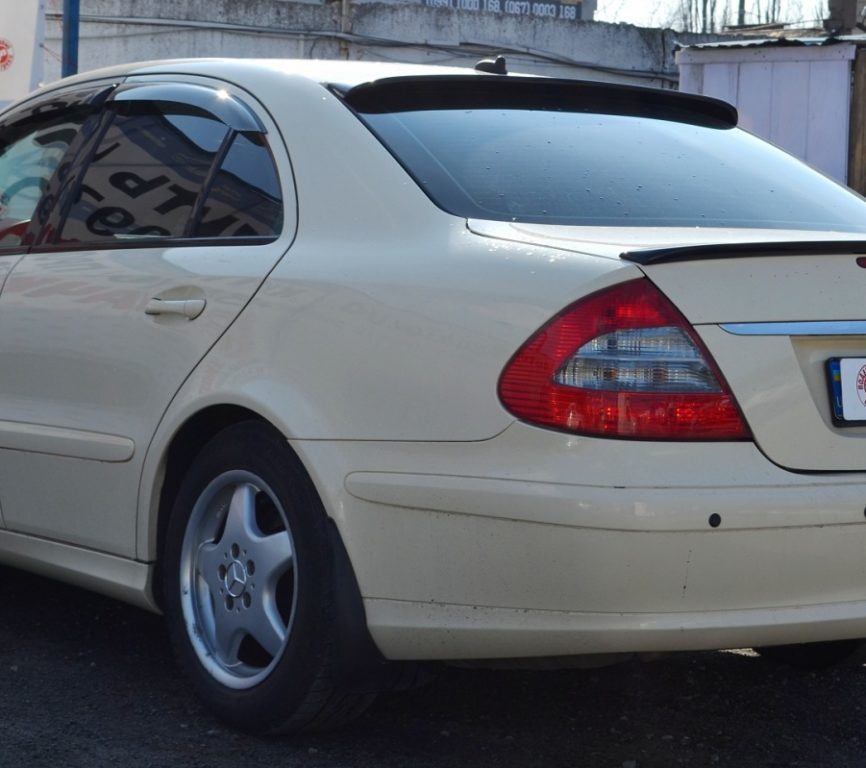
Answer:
[25, 58, 737, 129]
[47, 58, 478, 92]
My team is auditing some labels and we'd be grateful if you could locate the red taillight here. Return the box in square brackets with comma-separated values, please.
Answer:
[498, 278, 751, 440]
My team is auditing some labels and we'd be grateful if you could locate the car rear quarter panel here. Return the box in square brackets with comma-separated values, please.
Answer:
[154, 73, 637, 442]
[136, 73, 640, 559]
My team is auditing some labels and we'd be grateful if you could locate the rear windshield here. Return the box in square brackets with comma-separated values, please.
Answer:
[351, 86, 866, 232]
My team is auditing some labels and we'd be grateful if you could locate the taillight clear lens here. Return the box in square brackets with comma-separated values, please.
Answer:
[556, 327, 721, 392]
[498, 278, 751, 440]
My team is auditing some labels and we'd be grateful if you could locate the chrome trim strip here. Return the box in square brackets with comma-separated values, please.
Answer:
[721, 321, 866, 337]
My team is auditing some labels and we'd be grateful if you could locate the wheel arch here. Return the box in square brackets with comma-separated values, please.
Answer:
[149, 403, 265, 610]
[146, 404, 395, 690]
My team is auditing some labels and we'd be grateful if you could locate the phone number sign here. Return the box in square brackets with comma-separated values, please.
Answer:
[422, 0, 583, 20]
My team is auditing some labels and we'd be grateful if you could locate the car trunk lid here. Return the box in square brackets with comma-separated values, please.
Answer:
[634, 240, 866, 471]
[471, 221, 866, 471]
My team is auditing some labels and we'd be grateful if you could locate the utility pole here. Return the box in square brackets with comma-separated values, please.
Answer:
[826, 0, 858, 31]
[61, 0, 79, 77]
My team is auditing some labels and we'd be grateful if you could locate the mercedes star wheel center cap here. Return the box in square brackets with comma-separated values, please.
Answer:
[225, 560, 248, 598]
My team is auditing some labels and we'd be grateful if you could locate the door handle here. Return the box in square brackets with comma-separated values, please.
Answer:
[145, 298, 206, 320]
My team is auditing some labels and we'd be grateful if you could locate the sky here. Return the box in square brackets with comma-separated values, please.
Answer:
[594, 0, 829, 29]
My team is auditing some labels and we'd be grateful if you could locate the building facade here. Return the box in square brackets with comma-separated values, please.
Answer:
[38, 0, 724, 92]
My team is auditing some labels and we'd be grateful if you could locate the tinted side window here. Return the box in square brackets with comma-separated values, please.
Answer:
[195, 131, 283, 238]
[0, 97, 96, 249]
[60, 103, 230, 243]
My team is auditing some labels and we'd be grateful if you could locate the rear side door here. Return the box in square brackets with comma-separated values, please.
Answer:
[0, 79, 295, 557]
[0, 84, 117, 530]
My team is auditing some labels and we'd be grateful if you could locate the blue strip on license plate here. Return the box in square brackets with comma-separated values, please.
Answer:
[828, 358, 844, 422]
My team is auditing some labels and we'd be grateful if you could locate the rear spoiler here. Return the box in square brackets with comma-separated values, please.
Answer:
[337, 76, 738, 129]
[621, 240, 866, 265]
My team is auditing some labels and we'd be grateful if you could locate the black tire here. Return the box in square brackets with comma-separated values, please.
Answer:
[754, 639, 864, 670]
[163, 420, 375, 733]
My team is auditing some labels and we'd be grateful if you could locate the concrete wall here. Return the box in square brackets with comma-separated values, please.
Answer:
[41, 0, 720, 89]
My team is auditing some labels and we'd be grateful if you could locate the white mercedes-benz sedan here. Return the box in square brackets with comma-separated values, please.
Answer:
[2, 56, 866, 732]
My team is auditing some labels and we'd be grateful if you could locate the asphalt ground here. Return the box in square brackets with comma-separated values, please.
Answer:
[0, 565, 863, 768]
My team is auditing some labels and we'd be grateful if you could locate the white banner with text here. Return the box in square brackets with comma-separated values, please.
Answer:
[0, 0, 44, 111]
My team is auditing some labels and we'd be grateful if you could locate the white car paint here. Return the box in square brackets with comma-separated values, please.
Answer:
[1, 58, 866, 670]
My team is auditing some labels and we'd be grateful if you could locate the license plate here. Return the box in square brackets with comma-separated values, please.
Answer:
[827, 358, 866, 426]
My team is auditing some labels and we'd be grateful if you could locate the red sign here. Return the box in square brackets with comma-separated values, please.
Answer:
[0, 39, 14, 72]
[857, 364, 866, 407]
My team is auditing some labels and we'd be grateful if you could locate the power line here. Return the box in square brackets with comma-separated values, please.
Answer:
[43, 12, 681, 82]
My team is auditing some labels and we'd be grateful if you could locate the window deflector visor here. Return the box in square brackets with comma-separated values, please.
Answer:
[110, 83, 265, 133]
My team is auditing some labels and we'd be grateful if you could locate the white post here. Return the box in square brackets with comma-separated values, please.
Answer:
[0, 0, 45, 112]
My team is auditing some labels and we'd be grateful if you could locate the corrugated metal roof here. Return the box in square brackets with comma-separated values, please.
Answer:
[678, 34, 866, 50]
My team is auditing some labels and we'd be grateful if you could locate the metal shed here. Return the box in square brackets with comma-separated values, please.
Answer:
[677, 37, 866, 195]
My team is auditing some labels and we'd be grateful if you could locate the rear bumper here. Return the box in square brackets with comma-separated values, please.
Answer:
[293, 423, 866, 660]
[364, 598, 866, 661]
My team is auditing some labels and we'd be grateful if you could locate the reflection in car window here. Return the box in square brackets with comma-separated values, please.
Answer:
[61, 103, 230, 242]
[165, 113, 228, 153]
[361, 108, 866, 232]
[194, 131, 283, 238]
[0, 98, 94, 249]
